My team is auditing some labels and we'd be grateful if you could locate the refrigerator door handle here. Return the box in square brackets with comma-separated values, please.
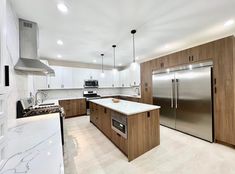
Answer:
[171, 79, 174, 108]
[175, 79, 179, 109]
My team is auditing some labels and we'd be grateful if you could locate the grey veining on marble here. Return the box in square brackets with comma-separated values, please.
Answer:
[0, 114, 64, 174]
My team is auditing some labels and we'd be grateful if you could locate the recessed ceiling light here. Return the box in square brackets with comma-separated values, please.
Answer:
[93, 60, 97, 63]
[224, 19, 234, 27]
[118, 63, 122, 66]
[57, 40, 63, 45]
[57, 3, 68, 14]
[57, 54, 62, 58]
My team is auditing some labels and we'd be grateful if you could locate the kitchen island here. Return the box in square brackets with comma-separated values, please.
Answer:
[90, 98, 160, 161]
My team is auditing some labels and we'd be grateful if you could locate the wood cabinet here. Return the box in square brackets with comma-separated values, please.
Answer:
[127, 109, 160, 161]
[90, 102, 160, 161]
[140, 35, 235, 146]
[213, 36, 235, 145]
[90, 102, 111, 138]
[111, 128, 128, 155]
[140, 61, 153, 104]
[59, 98, 86, 118]
[118, 96, 140, 103]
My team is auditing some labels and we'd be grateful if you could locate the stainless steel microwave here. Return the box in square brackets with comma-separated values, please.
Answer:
[84, 80, 99, 88]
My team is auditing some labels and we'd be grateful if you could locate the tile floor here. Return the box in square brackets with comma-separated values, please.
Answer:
[63, 116, 235, 174]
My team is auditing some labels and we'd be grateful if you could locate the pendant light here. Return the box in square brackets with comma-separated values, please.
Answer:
[112, 45, 117, 73]
[101, 53, 105, 77]
[131, 29, 137, 70]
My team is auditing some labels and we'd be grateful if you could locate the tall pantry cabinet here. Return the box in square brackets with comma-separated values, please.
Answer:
[140, 36, 235, 147]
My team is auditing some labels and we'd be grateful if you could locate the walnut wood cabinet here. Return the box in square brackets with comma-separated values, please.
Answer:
[59, 98, 86, 118]
[140, 35, 235, 146]
[140, 61, 153, 104]
[90, 102, 160, 161]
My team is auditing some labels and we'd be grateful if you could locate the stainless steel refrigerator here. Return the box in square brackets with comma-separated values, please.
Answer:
[153, 63, 213, 142]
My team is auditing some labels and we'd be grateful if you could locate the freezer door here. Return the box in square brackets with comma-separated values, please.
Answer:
[175, 67, 213, 142]
[153, 73, 176, 129]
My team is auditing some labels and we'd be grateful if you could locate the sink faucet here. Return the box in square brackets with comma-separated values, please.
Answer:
[35, 91, 47, 105]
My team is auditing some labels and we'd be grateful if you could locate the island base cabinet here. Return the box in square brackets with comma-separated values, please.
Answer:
[127, 109, 160, 161]
[90, 101, 160, 162]
[111, 129, 128, 155]
[59, 98, 86, 118]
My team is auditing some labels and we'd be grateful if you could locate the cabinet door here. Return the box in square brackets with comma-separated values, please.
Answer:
[61, 67, 73, 88]
[33, 75, 47, 90]
[199, 42, 215, 61]
[140, 62, 153, 104]
[49, 66, 63, 88]
[189, 46, 200, 62]
[100, 107, 111, 138]
[111, 129, 127, 155]
[90, 102, 95, 123]
[168, 52, 180, 67]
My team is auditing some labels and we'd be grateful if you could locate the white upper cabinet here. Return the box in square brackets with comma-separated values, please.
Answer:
[61, 67, 73, 88]
[72, 68, 83, 88]
[129, 64, 140, 86]
[48, 66, 63, 88]
[35, 64, 140, 89]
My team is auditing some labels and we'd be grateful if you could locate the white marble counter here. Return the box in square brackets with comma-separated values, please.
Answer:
[0, 113, 64, 174]
[91, 98, 160, 115]
[101, 94, 141, 99]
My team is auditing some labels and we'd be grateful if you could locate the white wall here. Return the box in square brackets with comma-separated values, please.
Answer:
[5, 1, 31, 120]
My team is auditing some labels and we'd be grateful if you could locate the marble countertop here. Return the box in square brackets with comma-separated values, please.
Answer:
[41, 94, 140, 106]
[101, 94, 141, 99]
[0, 113, 64, 174]
[90, 98, 160, 115]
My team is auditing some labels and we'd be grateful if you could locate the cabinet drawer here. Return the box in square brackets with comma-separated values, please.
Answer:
[111, 129, 127, 155]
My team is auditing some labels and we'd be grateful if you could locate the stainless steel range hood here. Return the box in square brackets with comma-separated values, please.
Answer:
[15, 19, 55, 75]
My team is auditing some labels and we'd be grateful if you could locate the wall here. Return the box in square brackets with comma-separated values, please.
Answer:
[5, 1, 30, 120]
[40, 87, 138, 101]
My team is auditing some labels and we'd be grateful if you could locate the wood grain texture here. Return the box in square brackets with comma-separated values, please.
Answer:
[140, 61, 153, 104]
[90, 102, 160, 161]
[140, 35, 235, 146]
[213, 36, 235, 145]
[59, 98, 86, 118]
[127, 109, 160, 161]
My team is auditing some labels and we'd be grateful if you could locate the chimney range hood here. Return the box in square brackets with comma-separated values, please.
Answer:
[15, 19, 55, 75]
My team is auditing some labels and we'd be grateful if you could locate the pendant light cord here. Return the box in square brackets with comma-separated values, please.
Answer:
[101, 54, 104, 73]
[131, 30, 137, 63]
[132, 33, 135, 63]
[112, 45, 116, 69]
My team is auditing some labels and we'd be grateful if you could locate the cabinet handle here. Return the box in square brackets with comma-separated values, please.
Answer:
[192, 55, 194, 61]
[104, 108, 107, 114]
[147, 112, 150, 118]
[189, 56, 191, 62]
[214, 87, 217, 94]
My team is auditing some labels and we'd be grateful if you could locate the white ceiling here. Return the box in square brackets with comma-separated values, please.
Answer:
[11, 0, 235, 66]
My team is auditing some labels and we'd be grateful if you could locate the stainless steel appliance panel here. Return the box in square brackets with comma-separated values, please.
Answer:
[153, 72, 176, 129]
[175, 67, 213, 142]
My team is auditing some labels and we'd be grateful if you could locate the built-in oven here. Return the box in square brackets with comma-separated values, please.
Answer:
[84, 80, 99, 88]
[111, 111, 127, 139]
